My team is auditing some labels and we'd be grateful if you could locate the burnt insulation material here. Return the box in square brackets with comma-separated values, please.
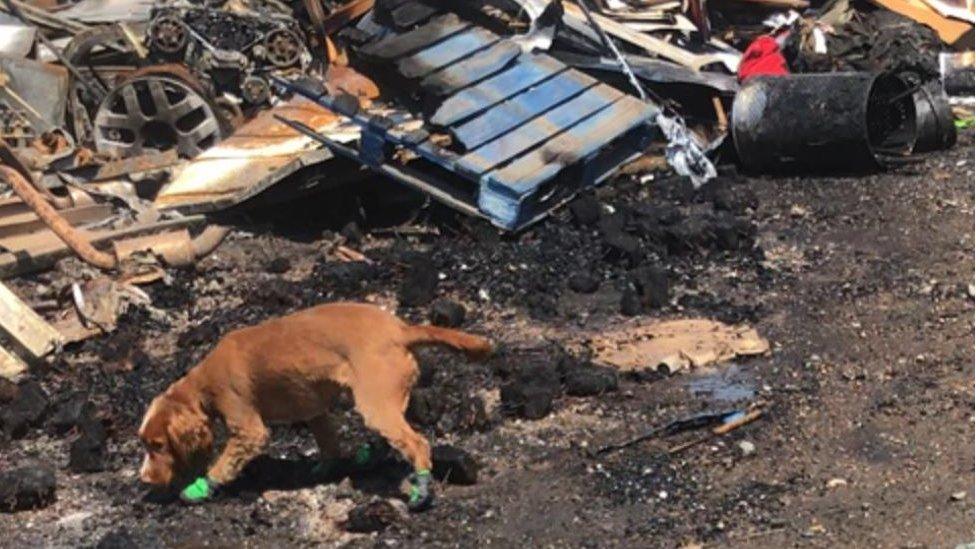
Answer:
[731, 73, 917, 172]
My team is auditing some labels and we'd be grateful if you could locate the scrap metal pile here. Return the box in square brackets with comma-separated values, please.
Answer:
[0, 0, 972, 375]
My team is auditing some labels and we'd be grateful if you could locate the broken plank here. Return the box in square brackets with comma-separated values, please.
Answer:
[0, 281, 62, 360]
[431, 55, 565, 127]
[420, 41, 522, 96]
[452, 70, 598, 150]
[358, 14, 469, 59]
[561, 2, 738, 71]
[0, 344, 27, 381]
[457, 84, 622, 175]
[397, 28, 499, 79]
[486, 97, 652, 195]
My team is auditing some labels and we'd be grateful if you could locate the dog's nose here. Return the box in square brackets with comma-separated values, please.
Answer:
[139, 458, 155, 484]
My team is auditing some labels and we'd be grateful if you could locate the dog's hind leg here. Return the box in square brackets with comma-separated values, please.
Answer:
[207, 408, 269, 486]
[350, 352, 433, 509]
[309, 413, 342, 478]
[309, 413, 341, 460]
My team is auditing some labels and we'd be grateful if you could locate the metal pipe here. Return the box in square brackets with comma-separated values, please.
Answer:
[113, 224, 230, 266]
[0, 142, 74, 209]
[188, 225, 230, 259]
[0, 165, 116, 270]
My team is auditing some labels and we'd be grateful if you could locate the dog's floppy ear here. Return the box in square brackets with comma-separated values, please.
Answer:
[166, 404, 213, 466]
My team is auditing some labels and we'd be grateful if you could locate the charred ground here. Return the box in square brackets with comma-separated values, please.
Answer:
[0, 133, 972, 548]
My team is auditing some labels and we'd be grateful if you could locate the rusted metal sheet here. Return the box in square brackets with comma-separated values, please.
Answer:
[0, 13, 36, 58]
[0, 55, 70, 129]
[79, 149, 181, 182]
[0, 215, 205, 278]
[153, 96, 349, 212]
[0, 202, 112, 239]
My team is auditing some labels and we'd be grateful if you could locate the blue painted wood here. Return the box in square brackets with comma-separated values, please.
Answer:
[358, 14, 469, 59]
[456, 85, 621, 175]
[484, 95, 653, 196]
[430, 55, 565, 127]
[452, 70, 598, 150]
[397, 28, 499, 79]
[420, 41, 522, 96]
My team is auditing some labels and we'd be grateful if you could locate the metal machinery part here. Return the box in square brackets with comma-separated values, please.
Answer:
[149, 14, 189, 54]
[93, 75, 222, 158]
[241, 75, 271, 104]
[144, 5, 310, 117]
[262, 28, 304, 68]
[0, 110, 36, 148]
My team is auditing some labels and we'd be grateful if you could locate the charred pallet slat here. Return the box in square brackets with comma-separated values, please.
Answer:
[396, 28, 500, 79]
[431, 57, 566, 127]
[452, 70, 599, 150]
[419, 41, 523, 96]
[457, 86, 620, 176]
[358, 14, 469, 59]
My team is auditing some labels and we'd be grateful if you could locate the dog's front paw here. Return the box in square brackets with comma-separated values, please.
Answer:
[406, 469, 433, 512]
[180, 477, 215, 504]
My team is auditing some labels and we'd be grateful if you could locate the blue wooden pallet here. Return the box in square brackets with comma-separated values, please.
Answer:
[288, 11, 655, 230]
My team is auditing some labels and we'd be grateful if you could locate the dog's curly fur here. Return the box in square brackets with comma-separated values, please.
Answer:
[138, 302, 491, 489]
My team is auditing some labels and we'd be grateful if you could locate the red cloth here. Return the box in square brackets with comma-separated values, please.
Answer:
[737, 35, 789, 82]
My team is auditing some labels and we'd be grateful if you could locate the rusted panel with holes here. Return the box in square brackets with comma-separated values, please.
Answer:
[153, 96, 351, 211]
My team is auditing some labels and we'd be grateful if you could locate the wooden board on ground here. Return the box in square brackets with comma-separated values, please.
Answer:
[0, 344, 27, 380]
[0, 281, 62, 360]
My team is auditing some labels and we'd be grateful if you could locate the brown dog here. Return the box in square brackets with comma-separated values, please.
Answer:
[138, 302, 490, 508]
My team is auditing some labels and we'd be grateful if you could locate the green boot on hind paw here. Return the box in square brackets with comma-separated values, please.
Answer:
[407, 469, 433, 512]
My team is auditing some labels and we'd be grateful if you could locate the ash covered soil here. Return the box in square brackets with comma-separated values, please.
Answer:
[0, 133, 973, 548]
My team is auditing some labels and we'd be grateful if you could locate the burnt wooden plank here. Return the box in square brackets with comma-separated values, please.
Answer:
[397, 28, 499, 79]
[431, 55, 565, 127]
[420, 41, 522, 96]
[486, 95, 652, 194]
[359, 14, 469, 59]
[457, 85, 621, 175]
[390, 1, 441, 29]
[452, 70, 598, 150]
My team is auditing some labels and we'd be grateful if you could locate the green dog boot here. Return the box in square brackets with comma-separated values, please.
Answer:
[312, 458, 343, 481]
[352, 443, 373, 468]
[351, 442, 388, 471]
[180, 477, 215, 504]
[406, 469, 433, 512]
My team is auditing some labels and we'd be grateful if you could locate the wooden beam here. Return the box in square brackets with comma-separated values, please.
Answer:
[0, 344, 27, 381]
[0, 281, 62, 360]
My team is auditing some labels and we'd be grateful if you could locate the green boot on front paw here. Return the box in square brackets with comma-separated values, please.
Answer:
[406, 469, 433, 512]
[180, 477, 215, 504]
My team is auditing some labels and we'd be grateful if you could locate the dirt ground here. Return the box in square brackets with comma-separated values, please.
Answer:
[0, 132, 972, 548]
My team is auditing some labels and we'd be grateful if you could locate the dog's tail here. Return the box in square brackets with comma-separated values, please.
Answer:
[402, 325, 492, 361]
